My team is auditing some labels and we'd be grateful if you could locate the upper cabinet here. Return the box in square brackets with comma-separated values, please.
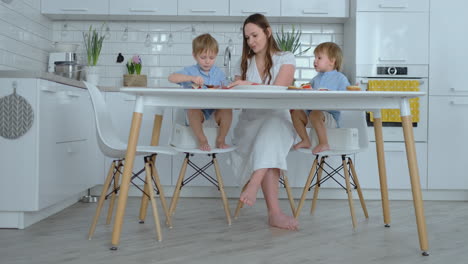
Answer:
[281, 0, 349, 17]
[110, 0, 177, 16]
[357, 0, 428, 12]
[230, 0, 281, 16]
[41, 0, 109, 15]
[178, 0, 229, 16]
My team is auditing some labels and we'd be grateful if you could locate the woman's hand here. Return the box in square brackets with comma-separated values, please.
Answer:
[227, 80, 253, 88]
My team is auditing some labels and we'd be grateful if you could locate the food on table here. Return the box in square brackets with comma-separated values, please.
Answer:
[300, 83, 312, 89]
[192, 83, 202, 89]
[346, 85, 361, 91]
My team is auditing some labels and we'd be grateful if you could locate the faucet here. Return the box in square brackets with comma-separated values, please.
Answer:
[224, 46, 232, 82]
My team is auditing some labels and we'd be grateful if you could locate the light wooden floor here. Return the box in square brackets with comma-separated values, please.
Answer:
[0, 198, 467, 264]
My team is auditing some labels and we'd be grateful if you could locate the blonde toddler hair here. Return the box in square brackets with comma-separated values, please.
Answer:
[192, 33, 219, 55]
[314, 42, 343, 71]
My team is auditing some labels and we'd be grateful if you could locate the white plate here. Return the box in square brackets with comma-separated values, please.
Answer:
[234, 85, 288, 90]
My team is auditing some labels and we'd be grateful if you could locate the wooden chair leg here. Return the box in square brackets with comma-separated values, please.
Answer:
[311, 156, 325, 215]
[88, 161, 116, 240]
[169, 157, 188, 217]
[349, 158, 369, 218]
[343, 157, 357, 229]
[234, 183, 248, 219]
[150, 159, 172, 228]
[282, 173, 296, 216]
[213, 157, 232, 226]
[144, 160, 162, 242]
[295, 157, 319, 219]
[138, 169, 150, 223]
[106, 161, 122, 225]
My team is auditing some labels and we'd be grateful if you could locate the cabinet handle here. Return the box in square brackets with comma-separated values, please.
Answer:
[190, 9, 216, 13]
[241, 10, 267, 14]
[60, 8, 89, 11]
[379, 3, 409, 9]
[129, 8, 157, 12]
[378, 57, 406, 62]
[302, 9, 328, 14]
[66, 91, 80, 97]
[450, 100, 468, 106]
[40, 86, 57, 93]
[450, 88, 468, 92]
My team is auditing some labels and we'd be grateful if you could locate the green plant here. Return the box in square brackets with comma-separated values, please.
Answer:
[126, 55, 142, 75]
[274, 25, 311, 56]
[83, 25, 105, 66]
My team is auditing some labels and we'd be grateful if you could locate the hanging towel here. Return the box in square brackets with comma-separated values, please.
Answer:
[368, 80, 420, 123]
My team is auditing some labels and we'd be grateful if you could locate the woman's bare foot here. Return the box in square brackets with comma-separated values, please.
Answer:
[216, 138, 230, 149]
[293, 139, 312, 150]
[198, 140, 211, 151]
[268, 212, 299, 230]
[239, 181, 261, 206]
[312, 143, 330, 154]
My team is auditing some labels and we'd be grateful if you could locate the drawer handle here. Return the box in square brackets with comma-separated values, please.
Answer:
[450, 100, 468, 106]
[379, 3, 409, 9]
[190, 9, 216, 13]
[450, 88, 468, 92]
[241, 10, 267, 14]
[60, 8, 89, 11]
[129, 8, 157, 12]
[378, 57, 406, 62]
[66, 91, 80, 97]
[40, 86, 57, 93]
[303, 9, 328, 14]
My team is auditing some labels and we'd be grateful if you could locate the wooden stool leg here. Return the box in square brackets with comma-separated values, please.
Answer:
[295, 157, 319, 219]
[169, 157, 188, 217]
[282, 173, 296, 216]
[349, 158, 369, 218]
[343, 156, 357, 229]
[88, 161, 116, 240]
[234, 183, 248, 219]
[138, 169, 150, 223]
[311, 157, 325, 215]
[106, 161, 122, 225]
[144, 160, 162, 242]
[213, 157, 232, 225]
[150, 159, 172, 228]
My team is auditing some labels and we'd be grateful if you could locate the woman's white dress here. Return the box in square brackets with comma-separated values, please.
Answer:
[231, 52, 296, 185]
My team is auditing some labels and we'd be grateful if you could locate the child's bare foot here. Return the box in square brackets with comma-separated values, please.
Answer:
[293, 139, 312, 150]
[198, 140, 211, 151]
[268, 212, 299, 230]
[239, 181, 261, 206]
[312, 143, 330, 154]
[216, 138, 230, 149]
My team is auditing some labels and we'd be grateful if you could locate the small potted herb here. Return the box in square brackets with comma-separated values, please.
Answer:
[123, 55, 147, 87]
[274, 25, 311, 56]
[83, 25, 105, 84]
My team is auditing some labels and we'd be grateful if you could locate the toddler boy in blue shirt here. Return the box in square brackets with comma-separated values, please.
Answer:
[168, 33, 232, 151]
[291, 42, 350, 154]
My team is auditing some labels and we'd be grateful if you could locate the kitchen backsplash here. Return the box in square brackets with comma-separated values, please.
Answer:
[0, 1, 344, 87]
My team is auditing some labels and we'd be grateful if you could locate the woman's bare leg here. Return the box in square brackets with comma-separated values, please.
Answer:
[239, 168, 268, 206]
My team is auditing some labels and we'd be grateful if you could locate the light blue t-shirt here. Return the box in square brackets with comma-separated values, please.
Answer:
[310, 70, 350, 124]
[175, 64, 226, 89]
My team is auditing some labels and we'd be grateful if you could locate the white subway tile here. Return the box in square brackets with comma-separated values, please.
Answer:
[160, 55, 181, 67]
[322, 24, 344, 34]
[301, 69, 317, 79]
[295, 57, 310, 68]
[311, 34, 333, 45]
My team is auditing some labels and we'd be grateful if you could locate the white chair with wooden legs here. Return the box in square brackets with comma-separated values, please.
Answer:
[84, 82, 177, 241]
[294, 111, 369, 229]
[233, 171, 296, 219]
[168, 109, 235, 226]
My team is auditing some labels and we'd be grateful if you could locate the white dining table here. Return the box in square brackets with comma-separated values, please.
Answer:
[112, 87, 429, 255]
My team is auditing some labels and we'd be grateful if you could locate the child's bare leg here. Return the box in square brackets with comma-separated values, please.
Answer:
[187, 109, 210, 151]
[240, 168, 268, 206]
[310, 110, 330, 154]
[214, 109, 232, 149]
[262, 169, 299, 230]
[291, 110, 311, 149]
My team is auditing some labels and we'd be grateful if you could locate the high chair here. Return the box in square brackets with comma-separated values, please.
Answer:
[84, 82, 177, 242]
[294, 111, 369, 229]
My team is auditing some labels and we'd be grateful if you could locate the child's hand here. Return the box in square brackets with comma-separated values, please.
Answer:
[191, 76, 204, 86]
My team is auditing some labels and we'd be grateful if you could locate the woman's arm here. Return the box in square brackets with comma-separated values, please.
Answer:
[273, 64, 295, 86]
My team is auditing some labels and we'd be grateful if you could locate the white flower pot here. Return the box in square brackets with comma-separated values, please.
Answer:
[86, 66, 100, 85]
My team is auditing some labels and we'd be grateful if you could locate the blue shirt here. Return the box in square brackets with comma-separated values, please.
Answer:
[310, 70, 350, 124]
[175, 64, 226, 89]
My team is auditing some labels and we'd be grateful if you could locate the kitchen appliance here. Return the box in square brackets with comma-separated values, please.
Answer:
[54, 61, 83, 80]
[356, 65, 428, 142]
[48, 52, 76, 72]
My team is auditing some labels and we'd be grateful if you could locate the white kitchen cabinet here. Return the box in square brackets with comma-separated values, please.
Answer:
[109, 0, 177, 16]
[281, 0, 349, 18]
[104, 92, 173, 185]
[355, 142, 427, 189]
[230, 0, 281, 16]
[429, 0, 468, 96]
[427, 97, 468, 189]
[355, 12, 429, 65]
[0, 78, 103, 228]
[357, 0, 428, 12]
[178, 0, 229, 16]
[41, 0, 109, 15]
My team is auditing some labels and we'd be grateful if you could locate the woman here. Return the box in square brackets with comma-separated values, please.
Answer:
[229, 13, 298, 230]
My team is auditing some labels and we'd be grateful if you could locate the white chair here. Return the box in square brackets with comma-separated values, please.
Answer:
[294, 111, 369, 229]
[84, 82, 177, 242]
[169, 108, 236, 225]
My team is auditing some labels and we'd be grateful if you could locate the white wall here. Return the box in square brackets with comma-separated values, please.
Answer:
[0, 0, 52, 71]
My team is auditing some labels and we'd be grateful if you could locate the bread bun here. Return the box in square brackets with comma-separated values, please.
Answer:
[346, 85, 361, 91]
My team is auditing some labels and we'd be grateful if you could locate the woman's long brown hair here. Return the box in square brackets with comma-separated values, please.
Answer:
[241, 13, 281, 84]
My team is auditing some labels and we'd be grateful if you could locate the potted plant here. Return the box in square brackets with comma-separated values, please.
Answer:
[83, 25, 105, 84]
[123, 55, 147, 87]
[274, 25, 311, 56]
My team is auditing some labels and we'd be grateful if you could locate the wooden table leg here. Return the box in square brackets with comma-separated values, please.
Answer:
[400, 99, 429, 255]
[373, 111, 391, 227]
[110, 111, 143, 250]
